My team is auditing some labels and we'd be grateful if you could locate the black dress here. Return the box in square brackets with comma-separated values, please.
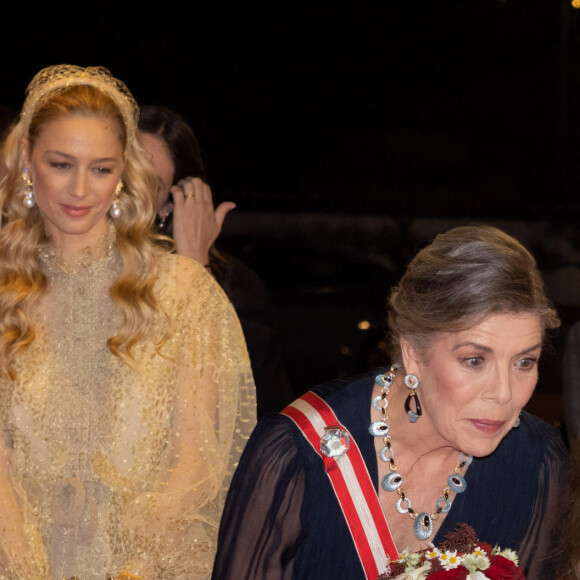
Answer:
[212, 371, 569, 580]
[208, 249, 295, 417]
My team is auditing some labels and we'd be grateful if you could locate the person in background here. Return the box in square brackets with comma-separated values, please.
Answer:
[139, 105, 294, 417]
[213, 225, 568, 580]
[0, 64, 255, 579]
[558, 322, 580, 579]
[563, 322, 580, 445]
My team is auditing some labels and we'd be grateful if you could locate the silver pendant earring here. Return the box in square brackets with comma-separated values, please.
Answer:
[404, 373, 422, 423]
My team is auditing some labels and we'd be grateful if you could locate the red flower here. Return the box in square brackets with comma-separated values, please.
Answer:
[485, 555, 525, 580]
[427, 567, 469, 580]
[389, 562, 406, 576]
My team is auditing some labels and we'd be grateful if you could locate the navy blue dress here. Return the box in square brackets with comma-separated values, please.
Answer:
[213, 372, 568, 580]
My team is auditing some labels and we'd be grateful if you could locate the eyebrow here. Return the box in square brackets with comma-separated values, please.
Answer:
[46, 150, 119, 163]
[452, 341, 543, 356]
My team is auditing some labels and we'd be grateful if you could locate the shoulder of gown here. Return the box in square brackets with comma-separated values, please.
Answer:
[156, 252, 224, 297]
[123, 251, 256, 578]
[212, 371, 382, 580]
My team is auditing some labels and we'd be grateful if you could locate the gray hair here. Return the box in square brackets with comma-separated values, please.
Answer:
[387, 225, 560, 363]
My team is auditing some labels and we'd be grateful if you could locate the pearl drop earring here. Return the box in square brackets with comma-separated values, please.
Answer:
[110, 181, 123, 218]
[22, 168, 36, 208]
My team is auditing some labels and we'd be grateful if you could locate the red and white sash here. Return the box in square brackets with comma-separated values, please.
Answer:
[281, 391, 398, 579]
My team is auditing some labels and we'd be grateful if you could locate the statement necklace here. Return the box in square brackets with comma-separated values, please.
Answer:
[369, 366, 472, 541]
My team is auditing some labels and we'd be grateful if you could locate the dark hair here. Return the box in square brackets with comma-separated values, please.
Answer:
[138, 105, 207, 184]
[387, 225, 560, 363]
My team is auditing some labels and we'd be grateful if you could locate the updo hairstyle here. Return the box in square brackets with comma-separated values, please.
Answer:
[387, 225, 560, 364]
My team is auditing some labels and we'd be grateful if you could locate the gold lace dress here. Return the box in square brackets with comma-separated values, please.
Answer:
[0, 235, 256, 580]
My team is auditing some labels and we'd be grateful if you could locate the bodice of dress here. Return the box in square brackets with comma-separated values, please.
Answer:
[0, 232, 256, 580]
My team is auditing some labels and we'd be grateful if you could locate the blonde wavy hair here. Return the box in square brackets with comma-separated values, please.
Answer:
[0, 65, 166, 378]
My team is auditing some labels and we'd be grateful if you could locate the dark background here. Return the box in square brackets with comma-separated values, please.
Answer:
[2, 0, 580, 430]
[1, 1, 576, 216]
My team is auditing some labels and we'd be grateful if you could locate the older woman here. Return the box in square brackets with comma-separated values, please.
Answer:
[212, 225, 568, 580]
[0, 65, 255, 579]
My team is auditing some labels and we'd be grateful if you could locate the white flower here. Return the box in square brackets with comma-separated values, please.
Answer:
[405, 551, 423, 569]
[472, 545, 489, 557]
[462, 552, 490, 574]
[467, 572, 488, 580]
[439, 550, 461, 570]
[496, 547, 519, 565]
[424, 547, 441, 560]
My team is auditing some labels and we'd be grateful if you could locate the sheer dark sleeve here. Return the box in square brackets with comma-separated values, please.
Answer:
[563, 321, 580, 442]
[517, 423, 569, 580]
[212, 415, 307, 580]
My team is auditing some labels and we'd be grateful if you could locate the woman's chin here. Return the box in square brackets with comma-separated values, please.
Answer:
[462, 434, 508, 459]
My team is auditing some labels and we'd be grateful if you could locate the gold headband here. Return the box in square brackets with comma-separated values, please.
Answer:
[20, 64, 139, 139]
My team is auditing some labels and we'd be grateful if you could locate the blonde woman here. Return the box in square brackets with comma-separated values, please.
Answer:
[0, 65, 256, 580]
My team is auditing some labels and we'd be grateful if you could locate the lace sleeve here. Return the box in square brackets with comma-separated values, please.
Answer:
[212, 415, 307, 579]
[0, 433, 50, 579]
[107, 257, 257, 579]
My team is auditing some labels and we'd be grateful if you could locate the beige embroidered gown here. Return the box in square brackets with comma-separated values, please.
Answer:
[0, 237, 256, 579]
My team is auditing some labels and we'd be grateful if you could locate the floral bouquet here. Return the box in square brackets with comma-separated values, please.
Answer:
[377, 523, 524, 579]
